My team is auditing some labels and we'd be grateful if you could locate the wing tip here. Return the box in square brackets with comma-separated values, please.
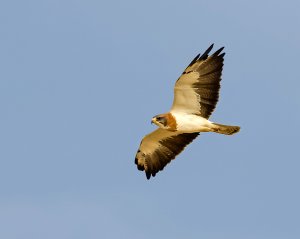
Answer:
[186, 44, 225, 70]
[187, 53, 201, 68]
[199, 44, 214, 60]
[212, 46, 225, 57]
[219, 52, 225, 58]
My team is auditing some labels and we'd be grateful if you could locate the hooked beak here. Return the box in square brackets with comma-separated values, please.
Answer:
[151, 118, 155, 125]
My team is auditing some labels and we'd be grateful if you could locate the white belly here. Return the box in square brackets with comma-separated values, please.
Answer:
[172, 112, 213, 133]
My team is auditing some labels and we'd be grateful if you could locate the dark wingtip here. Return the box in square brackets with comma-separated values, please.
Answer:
[199, 44, 214, 60]
[135, 157, 142, 170]
[137, 165, 144, 171]
[187, 53, 200, 68]
[146, 172, 151, 180]
[219, 52, 225, 58]
[212, 46, 225, 56]
[208, 43, 214, 50]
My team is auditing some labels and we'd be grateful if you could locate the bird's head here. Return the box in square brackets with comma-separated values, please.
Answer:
[151, 114, 168, 129]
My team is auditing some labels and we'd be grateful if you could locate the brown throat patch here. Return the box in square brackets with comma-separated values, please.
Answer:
[165, 113, 177, 131]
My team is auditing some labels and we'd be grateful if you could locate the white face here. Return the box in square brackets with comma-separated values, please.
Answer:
[151, 116, 167, 129]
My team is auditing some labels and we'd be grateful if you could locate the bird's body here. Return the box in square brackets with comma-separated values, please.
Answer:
[153, 112, 213, 133]
[170, 112, 213, 133]
[135, 44, 240, 179]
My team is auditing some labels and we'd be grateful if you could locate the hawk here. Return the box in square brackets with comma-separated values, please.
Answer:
[135, 44, 240, 179]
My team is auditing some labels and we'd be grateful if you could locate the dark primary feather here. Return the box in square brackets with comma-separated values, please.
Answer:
[181, 44, 225, 118]
[135, 132, 199, 179]
[199, 43, 214, 60]
[186, 53, 200, 69]
[185, 43, 214, 71]
[195, 47, 224, 118]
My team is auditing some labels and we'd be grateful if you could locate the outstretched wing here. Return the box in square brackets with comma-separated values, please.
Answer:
[171, 44, 225, 118]
[135, 128, 199, 179]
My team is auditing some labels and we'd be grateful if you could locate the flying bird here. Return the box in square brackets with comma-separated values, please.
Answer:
[135, 44, 240, 179]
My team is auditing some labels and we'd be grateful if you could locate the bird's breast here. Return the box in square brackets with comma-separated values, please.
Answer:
[170, 112, 212, 133]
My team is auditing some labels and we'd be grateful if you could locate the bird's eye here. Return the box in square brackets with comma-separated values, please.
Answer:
[156, 117, 161, 120]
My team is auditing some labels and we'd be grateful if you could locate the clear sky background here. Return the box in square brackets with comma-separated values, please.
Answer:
[1, 1, 300, 238]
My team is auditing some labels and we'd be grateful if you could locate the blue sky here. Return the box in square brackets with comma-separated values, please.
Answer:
[1, 0, 300, 238]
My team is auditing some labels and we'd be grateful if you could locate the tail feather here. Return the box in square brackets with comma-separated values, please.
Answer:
[212, 123, 240, 135]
